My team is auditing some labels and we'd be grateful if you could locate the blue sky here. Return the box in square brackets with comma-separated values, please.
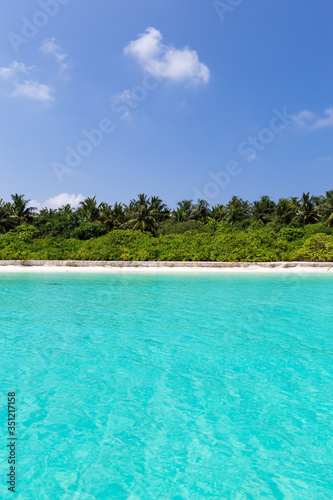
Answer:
[0, 0, 332, 209]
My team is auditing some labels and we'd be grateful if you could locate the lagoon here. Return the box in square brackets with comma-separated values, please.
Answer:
[0, 272, 332, 498]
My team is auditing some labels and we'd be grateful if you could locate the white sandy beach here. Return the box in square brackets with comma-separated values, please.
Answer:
[0, 261, 332, 273]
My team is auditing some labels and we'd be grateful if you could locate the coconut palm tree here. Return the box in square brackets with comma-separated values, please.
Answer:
[58, 204, 74, 215]
[173, 200, 194, 222]
[99, 202, 125, 229]
[191, 199, 211, 223]
[123, 194, 160, 234]
[0, 200, 14, 233]
[150, 196, 170, 222]
[250, 196, 276, 225]
[79, 196, 100, 222]
[296, 192, 319, 225]
[321, 190, 333, 226]
[211, 204, 226, 222]
[275, 198, 298, 225]
[225, 196, 250, 225]
[111, 202, 125, 227]
[98, 202, 113, 225]
[10, 194, 36, 225]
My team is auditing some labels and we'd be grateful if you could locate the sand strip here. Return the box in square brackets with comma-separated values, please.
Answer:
[0, 261, 332, 273]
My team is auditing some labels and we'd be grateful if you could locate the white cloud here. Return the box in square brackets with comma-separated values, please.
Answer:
[124, 27, 210, 86]
[40, 38, 70, 74]
[30, 193, 85, 211]
[28, 200, 44, 211]
[0, 60, 54, 103]
[0, 41, 69, 104]
[0, 61, 32, 79]
[12, 80, 54, 103]
[293, 107, 333, 130]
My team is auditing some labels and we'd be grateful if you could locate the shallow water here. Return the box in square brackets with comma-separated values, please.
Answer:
[0, 272, 332, 499]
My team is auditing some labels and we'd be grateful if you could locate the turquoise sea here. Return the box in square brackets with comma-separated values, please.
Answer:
[0, 272, 332, 499]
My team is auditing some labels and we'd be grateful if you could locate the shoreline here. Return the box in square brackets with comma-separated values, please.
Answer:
[0, 260, 332, 273]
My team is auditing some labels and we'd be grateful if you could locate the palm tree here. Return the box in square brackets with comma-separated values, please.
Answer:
[99, 202, 125, 229]
[98, 202, 113, 225]
[173, 200, 194, 222]
[111, 202, 125, 228]
[296, 192, 319, 225]
[123, 194, 159, 235]
[150, 196, 170, 222]
[250, 195, 276, 225]
[58, 204, 74, 215]
[225, 196, 250, 225]
[79, 196, 100, 222]
[275, 198, 298, 225]
[191, 199, 211, 223]
[10, 194, 36, 225]
[0, 200, 14, 233]
[321, 190, 333, 226]
[211, 204, 226, 222]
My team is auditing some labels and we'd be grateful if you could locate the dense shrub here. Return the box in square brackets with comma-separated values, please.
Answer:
[11, 224, 39, 242]
[303, 223, 332, 236]
[0, 233, 81, 260]
[292, 234, 333, 262]
[72, 222, 108, 240]
[158, 220, 213, 235]
[77, 230, 157, 261]
[0, 228, 332, 262]
[278, 227, 304, 242]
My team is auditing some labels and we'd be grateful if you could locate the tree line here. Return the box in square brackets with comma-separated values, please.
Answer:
[0, 191, 333, 239]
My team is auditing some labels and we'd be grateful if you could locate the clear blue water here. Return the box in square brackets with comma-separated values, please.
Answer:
[0, 272, 332, 499]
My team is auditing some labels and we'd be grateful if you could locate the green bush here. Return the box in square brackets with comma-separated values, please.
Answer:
[210, 232, 288, 262]
[77, 230, 157, 261]
[11, 224, 39, 242]
[303, 223, 332, 236]
[158, 220, 213, 235]
[0, 227, 331, 262]
[278, 227, 304, 242]
[292, 234, 333, 262]
[72, 222, 108, 240]
[0, 233, 81, 260]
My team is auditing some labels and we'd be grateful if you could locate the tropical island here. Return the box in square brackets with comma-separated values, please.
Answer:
[0, 192, 332, 262]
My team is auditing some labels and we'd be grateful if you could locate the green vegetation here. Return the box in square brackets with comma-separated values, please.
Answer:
[0, 192, 333, 261]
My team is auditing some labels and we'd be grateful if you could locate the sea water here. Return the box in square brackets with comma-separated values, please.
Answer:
[0, 272, 332, 499]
